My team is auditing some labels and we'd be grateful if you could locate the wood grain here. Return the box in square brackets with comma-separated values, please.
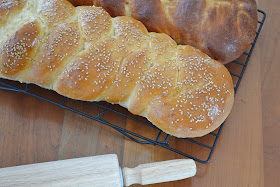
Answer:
[256, 0, 280, 186]
[0, 154, 122, 187]
[0, 88, 64, 167]
[0, 0, 278, 186]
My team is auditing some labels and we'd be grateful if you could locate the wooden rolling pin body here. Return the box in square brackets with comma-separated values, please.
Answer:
[0, 154, 196, 186]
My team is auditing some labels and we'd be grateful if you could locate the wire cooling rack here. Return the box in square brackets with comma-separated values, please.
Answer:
[0, 10, 266, 164]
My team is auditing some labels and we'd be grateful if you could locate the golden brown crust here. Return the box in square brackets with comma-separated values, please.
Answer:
[147, 46, 234, 137]
[55, 14, 150, 101]
[39, 0, 76, 28]
[54, 38, 123, 101]
[105, 49, 150, 103]
[23, 22, 83, 88]
[199, 0, 258, 63]
[77, 6, 112, 43]
[0, 1, 234, 138]
[0, 20, 41, 78]
[128, 33, 178, 115]
[95, 0, 126, 17]
[131, 0, 182, 43]
[68, 0, 258, 64]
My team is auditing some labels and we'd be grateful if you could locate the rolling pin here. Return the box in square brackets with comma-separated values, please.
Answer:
[0, 154, 196, 186]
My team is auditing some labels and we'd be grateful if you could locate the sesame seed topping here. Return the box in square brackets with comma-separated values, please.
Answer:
[0, 3, 233, 137]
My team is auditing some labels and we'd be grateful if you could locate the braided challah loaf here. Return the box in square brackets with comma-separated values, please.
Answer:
[68, 0, 258, 64]
[0, 0, 234, 138]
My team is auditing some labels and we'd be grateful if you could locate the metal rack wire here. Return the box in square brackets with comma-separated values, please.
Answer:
[0, 10, 266, 164]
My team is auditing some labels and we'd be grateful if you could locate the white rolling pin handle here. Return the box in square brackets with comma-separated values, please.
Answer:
[122, 159, 196, 186]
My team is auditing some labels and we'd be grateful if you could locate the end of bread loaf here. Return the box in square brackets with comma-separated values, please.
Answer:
[146, 46, 234, 137]
[199, 0, 258, 64]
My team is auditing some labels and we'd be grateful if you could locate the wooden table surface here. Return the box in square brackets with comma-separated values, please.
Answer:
[0, 0, 278, 186]
[259, 0, 280, 186]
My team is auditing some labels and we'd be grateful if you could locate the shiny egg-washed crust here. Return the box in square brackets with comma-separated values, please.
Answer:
[68, 0, 258, 64]
[0, 0, 234, 138]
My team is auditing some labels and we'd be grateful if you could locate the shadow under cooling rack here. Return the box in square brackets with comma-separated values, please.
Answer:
[0, 10, 266, 164]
